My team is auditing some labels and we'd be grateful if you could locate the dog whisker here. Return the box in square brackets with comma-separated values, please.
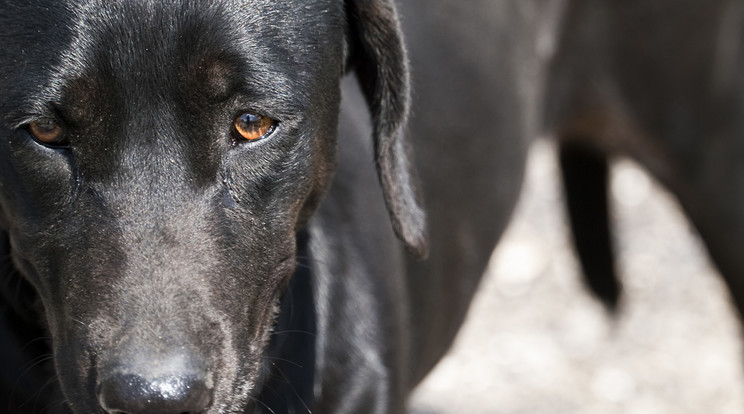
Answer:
[270, 329, 317, 337]
[21, 336, 52, 353]
[15, 353, 54, 377]
[17, 372, 58, 411]
[248, 395, 277, 414]
[294, 263, 313, 271]
[71, 318, 88, 327]
[295, 254, 340, 269]
[261, 356, 304, 369]
[10, 354, 55, 406]
[40, 397, 69, 414]
[271, 362, 313, 414]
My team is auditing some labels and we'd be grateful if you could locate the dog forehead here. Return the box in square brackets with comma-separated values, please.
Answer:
[0, 0, 346, 122]
[73, 0, 344, 81]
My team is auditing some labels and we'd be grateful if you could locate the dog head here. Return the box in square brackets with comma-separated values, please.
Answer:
[0, 0, 425, 412]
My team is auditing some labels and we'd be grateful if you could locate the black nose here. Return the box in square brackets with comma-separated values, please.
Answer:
[98, 372, 212, 414]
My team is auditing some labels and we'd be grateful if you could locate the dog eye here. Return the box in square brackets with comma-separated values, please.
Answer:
[28, 120, 67, 146]
[233, 113, 276, 142]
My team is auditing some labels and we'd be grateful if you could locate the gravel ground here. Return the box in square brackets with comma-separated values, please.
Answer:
[409, 140, 744, 414]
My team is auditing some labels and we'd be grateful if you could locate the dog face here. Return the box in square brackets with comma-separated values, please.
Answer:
[0, 0, 426, 412]
[0, 1, 348, 412]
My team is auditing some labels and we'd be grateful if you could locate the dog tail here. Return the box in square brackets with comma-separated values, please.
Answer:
[558, 140, 622, 312]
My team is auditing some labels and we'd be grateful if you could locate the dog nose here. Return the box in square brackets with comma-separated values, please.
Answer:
[98, 372, 212, 414]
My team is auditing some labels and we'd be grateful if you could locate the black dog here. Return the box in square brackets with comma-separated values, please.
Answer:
[0, 1, 545, 412]
[547, 0, 744, 320]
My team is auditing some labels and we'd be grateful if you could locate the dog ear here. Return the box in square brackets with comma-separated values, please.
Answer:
[346, 0, 428, 258]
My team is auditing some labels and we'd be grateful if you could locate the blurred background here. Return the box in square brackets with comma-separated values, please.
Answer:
[409, 139, 744, 414]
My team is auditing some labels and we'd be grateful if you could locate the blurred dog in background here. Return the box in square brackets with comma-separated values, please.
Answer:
[549, 0, 744, 322]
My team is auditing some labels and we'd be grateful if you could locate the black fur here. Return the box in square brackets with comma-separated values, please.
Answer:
[346, 0, 428, 258]
[559, 141, 621, 311]
[548, 0, 744, 321]
[0, 0, 541, 413]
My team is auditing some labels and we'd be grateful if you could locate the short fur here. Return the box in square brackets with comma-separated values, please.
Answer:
[0, 0, 545, 413]
[548, 0, 744, 321]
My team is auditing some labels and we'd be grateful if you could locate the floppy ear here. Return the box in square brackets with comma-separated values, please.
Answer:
[346, 0, 429, 258]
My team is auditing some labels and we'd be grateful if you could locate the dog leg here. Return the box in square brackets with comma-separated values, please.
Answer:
[559, 140, 621, 311]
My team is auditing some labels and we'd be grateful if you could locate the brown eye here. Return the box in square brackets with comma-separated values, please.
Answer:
[233, 113, 276, 142]
[28, 120, 65, 145]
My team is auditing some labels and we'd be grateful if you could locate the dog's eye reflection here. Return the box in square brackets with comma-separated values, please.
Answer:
[28, 120, 66, 146]
[233, 113, 276, 142]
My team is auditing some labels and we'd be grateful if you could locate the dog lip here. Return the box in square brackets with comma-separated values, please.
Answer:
[277, 254, 296, 267]
[271, 254, 297, 281]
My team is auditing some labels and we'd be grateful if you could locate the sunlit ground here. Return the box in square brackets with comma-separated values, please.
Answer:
[410, 140, 744, 414]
